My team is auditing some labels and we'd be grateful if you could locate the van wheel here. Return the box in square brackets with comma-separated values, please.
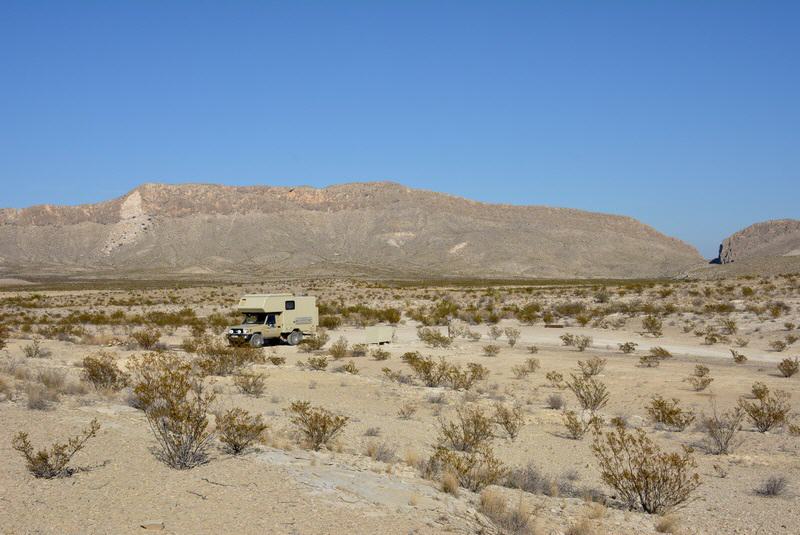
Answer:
[249, 334, 264, 348]
[287, 331, 303, 346]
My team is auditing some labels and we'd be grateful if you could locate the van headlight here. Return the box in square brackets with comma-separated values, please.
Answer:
[228, 329, 234, 334]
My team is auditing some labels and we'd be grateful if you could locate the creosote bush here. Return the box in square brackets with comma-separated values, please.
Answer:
[503, 327, 521, 347]
[23, 339, 50, 359]
[686, 365, 714, 391]
[566, 374, 609, 412]
[483, 344, 501, 357]
[546, 370, 566, 389]
[493, 403, 525, 440]
[288, 401, 348, 450]
[577, 356, 606, 378]
[511, 357, 539, 379]
[298, 329, 330, 352]
[417, 327, 452, 348]
[81, 352, 128, 391]
[777, 357, 799, 378]
[401, 352, 488, 390]
[216, 407, 267, 455]
[328, 337, 349, 359]
[233, 371, 267, 397]
[12, 419, 100, 478]
[592, 421, 701, 514]
[131, 328, 162, 350]
[128, 352, 215, 469]
[646, 395, 695, 431]
[560, 333, 592, 351]
[701, 402, 744, 455]
[438, 406, 494, 452]
[619, 342, 638, 354]
[730, 349, 748, 364]
[642, 315, 664, 337]
[738, 383, 791, 432]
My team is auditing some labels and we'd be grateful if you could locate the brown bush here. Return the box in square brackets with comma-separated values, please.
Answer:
[642, 315, 664, 337]
[618, 342, 638, 354]
[429, 445, 507, 491]
[777, 357, 799, 378]
[195, 339, 264, 376]
[128, 352, 215, 468]
[560, 333, 591, 351]
[288, 401, 348, 450]
[562, 409, 600, 440]
[23, 339, 50, 359]
[303, 355, 329, 371]
[646, 396, 695, 431]
[438, 405, 494, 452]
[370, 347, 391, 361]
[493, 403, 525, 440]
[82, 352, 128, 391]
[730, 349, 748, 364]
[701, 402, 744, 455]
[512, 357, 540, 379]
[334, 360, 359, 375]
[328, 336, 348, 359]
[546, 370, 566, 389]
[0, 322, 8, 350]
[577, 356, 606, 378]
[566, 374, 609, 412]
[233, 371, 267, 397]
[12, 419, 100, 478]
[130, 328, 161, 350]
[769, 340, 788, 352]
[738, 383, 791, 432]
[298, 329, 330, 352]
[483, 344, 501, 357]
[319, 315, 342, 330]
[592, 421, 700, 514]
[479, 488, 533, 534]
[216, 407, 267, 455]
[686, 365, 714, 391]
[417, 327, 452, 348]
[503, 327, 521, 347]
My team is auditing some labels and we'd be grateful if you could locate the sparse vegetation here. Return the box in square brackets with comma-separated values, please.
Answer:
[216, 407, 267, 454]
[130, 328, 162, 350]
[233, 371, 267, 397]
[777, 357, 799, 378]
[81, 352, 128, 390]
[738, 383, 791, 432]
[646, 395, 695, 431]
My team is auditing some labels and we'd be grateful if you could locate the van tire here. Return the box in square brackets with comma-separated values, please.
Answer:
[287, 331, 303, 346]
[249, 334, 264, 348]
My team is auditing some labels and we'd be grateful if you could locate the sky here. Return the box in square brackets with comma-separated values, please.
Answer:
[1, 1, 798, 258]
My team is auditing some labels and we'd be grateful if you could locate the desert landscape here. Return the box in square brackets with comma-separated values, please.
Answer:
[1, 270, 799, 534]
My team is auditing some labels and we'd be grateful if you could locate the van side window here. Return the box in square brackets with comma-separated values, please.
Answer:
[285, 300, 295, 310]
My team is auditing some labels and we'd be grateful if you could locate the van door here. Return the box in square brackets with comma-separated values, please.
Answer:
[262, 313, 282, 339]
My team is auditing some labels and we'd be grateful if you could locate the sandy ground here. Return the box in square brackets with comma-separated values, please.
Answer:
[1, 277, 799, 534]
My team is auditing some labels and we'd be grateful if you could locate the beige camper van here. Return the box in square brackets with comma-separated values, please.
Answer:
[226, 294, 318, 347]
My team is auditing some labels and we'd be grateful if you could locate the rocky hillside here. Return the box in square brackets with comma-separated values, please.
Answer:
[716, 219, 800, 264]
[0, 182, 703, 279]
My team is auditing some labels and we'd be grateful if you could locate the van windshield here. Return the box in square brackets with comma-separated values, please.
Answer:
[241, 313, 267, 325]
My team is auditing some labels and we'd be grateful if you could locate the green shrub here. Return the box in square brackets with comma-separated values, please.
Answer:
[738, 384, 791, 432]
[131, 328, 161, 350]
[646, 395, 695, 431]
[233, 371, 267, 397]
[566, 374, 609, 412]
[492, 403, 525, 440]
[777, 358, 799, 378]
[577, 356, 606, 378]
[328, 336, 348, 359]
[642, 315, 663, 337]
[417, 327, 452, 348]
[298, 330, 330, 352]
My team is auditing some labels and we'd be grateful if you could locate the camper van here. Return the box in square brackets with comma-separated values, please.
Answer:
[226, 294, 318, 347]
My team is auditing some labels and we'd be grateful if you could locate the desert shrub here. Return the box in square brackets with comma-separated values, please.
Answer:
[319, 315, 342, 330]
[304, 355, 329, 371]
[298, 330, 330, 352]
[720, 318, 738, 335]
[738, 384, 791, 432]
[288, 401, 348, 450]
[417, 327, 452, 348]
[23, 339, 50, 359]
[371, 347, 391, 361]
[430, 445, 507, 491]
[127, 352, 215, 468]
[646, 396, 695, 431]
[335, 360, 359, 375]
[730, 349, 747, 364]
[547, 393, 566, 410]
[488, 326, 503, 340]
[619, 342, 638, 354]
[216, 408, 267, 455]
[639, 354, 661, 367]
[483, 344, 501, 357]
[328, 336, 348, 359]
[402, 352, 447, 386]
[701, 403, 744, 455]
[592, 421, 700, 514]
[560, 333, 592, 351]
[36, 368, 66, 391]
[686, 365, 714, 391]
[447, 362, 490, 390]
[577, 356, 606, 378]
[546, 370, 566, 389]
[642, 315, 664, 337]
[786, 334, 798, 345]
[503, 327, 520, 347]
[351, 343, 368, 357]
[755, 476, 788, 497]
[194, 339, 263, 376]
[82, 352, 128, 391]
[733, 336, 749, 348]
[650, 346, 672, 359]
[479, 488, 533, 535]
[566, 374, 609, 412]
[777, 357, 799, 378]
[0, 322, 7, 350]
[527, 345, 538, 354]
[382, 367, 413, 385]
[562, 409, 601, 439]
[11, 419, 100, 478]
[365, 440, 396, 462]
[511, 357, 540, 379]
[131, 328, 161, 350]
[233, 371, 267, 397]
[769, 340, 788, 352]
[25, 383, 59, 410]
[397, 402, 417, 419]
[493, 403, 525, 440]
[438, 406, 495, 452]
[268, 355, 286, 365]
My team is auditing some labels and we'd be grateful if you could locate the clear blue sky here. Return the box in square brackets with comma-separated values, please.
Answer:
[1, 1, 798, 258]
